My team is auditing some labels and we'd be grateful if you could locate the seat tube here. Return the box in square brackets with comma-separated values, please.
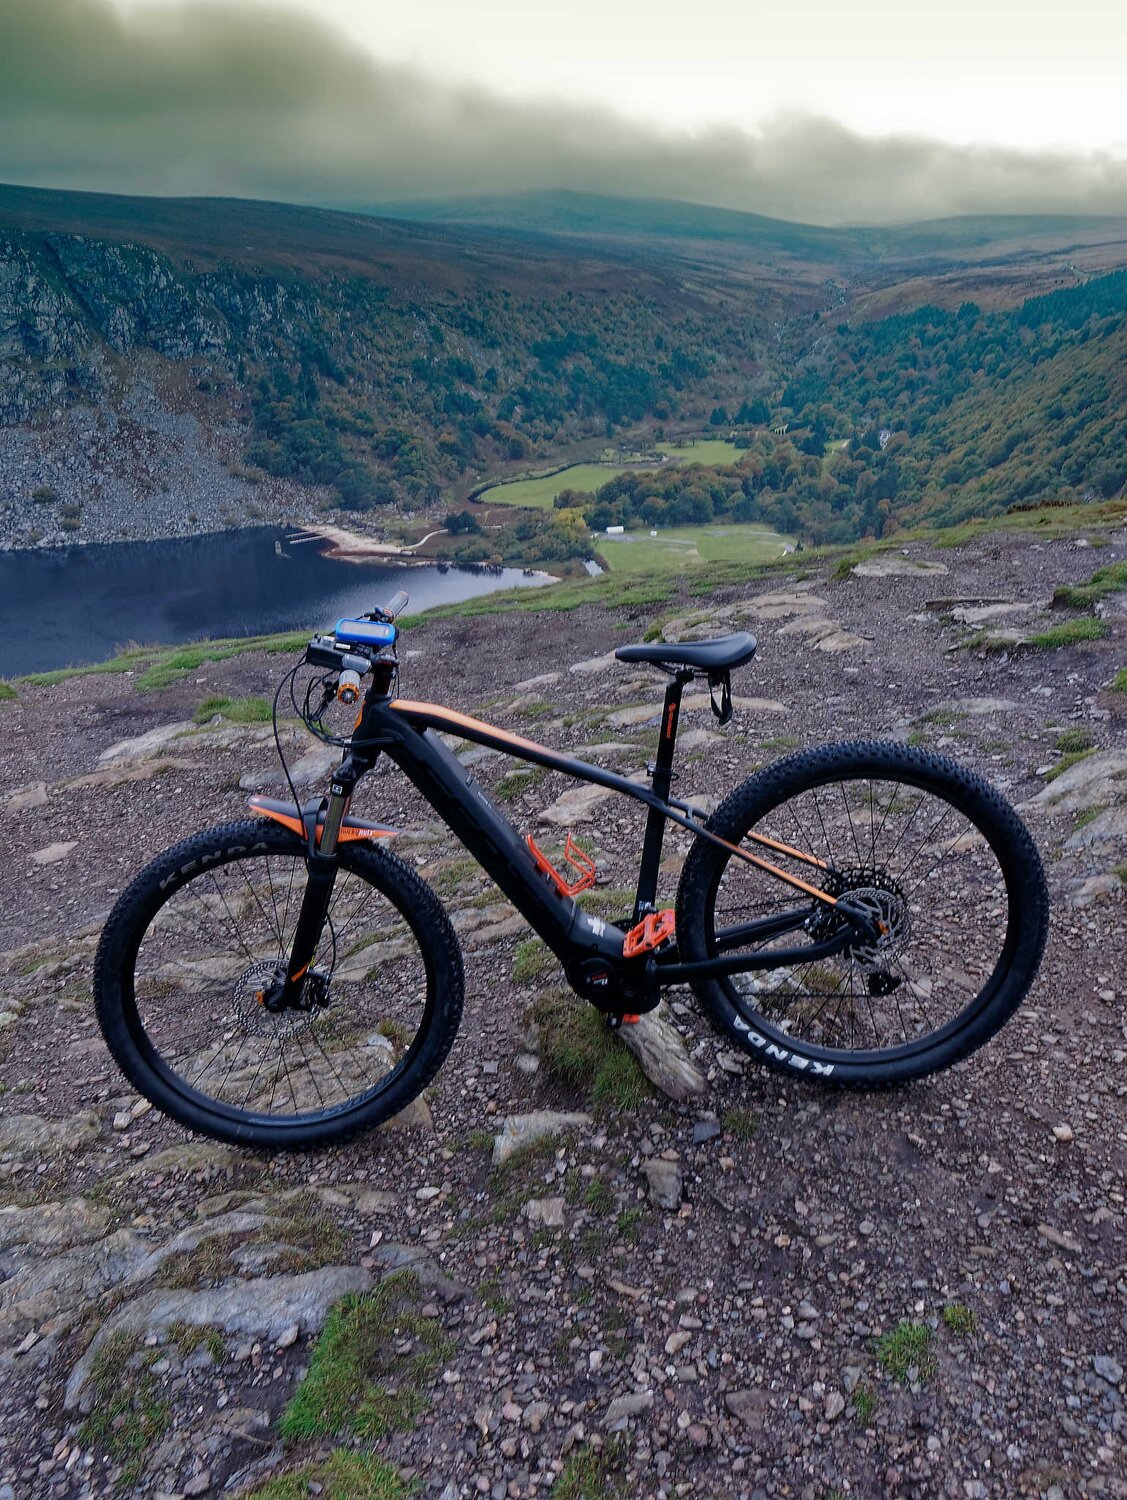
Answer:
[633, 672, 690, 921]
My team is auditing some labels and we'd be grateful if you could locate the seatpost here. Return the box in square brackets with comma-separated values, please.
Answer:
[633, 670, 692, 922]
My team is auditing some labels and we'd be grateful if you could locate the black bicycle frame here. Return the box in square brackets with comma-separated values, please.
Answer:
[261, 669, 868, 1016]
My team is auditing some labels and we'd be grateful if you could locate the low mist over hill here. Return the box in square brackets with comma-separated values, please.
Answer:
[2, 183, 1126, 553]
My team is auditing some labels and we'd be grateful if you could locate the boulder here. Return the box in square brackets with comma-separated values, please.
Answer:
[851, 556, 948, 578]
[1026, 749, 1127, 814]
[641, 1157, 683, 1210]
[619, 1004, 707, 1103]
[97, 722, 195, 766]
[64, 1265, 373, 1409]
[492, 1110, 592, 1167]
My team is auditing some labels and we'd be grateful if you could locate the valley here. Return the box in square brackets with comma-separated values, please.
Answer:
[3, 184, 1127, 581]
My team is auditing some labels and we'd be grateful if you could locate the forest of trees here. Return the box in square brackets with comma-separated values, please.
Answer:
[549, 268, 1127, 547]
[240, 279, 760, 511]
[247, 263, 1127, 546]
[766, 268, 1127, 536]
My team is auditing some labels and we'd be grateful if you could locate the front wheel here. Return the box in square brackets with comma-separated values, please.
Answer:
[94, 820, 464, 1148]
[676, 741, 1048, 1086]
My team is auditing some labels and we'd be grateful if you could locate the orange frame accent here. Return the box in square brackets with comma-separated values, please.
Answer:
[248, 798, 398, 843]
[387, 699, 837, 908]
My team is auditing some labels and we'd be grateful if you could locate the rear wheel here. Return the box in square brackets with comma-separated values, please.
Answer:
[675, 741, 1048, 1086]
[94, 820, 464, 1148]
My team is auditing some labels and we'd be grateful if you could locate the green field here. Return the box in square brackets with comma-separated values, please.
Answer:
[656, 438, 744, 465]
[478, 440, 745, 510]
[477, 464, 632, 510]
[596, 524, 792, 575]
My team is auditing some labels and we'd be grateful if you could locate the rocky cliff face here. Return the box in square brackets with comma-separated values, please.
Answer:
[0, 236, 102, 425]
[0, 230, 320, 548]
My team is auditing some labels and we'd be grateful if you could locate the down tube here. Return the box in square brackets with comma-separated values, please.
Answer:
[380, 720, 623, 966]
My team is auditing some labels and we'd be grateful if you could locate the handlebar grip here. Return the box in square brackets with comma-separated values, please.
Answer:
[383, 590, 410, 620]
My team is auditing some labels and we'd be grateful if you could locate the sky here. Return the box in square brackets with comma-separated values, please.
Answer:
[2, 0, 1127, 225]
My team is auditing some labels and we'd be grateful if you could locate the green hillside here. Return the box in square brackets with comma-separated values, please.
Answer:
[2, 182, 1127, 554]
[0, 184, 773, 512]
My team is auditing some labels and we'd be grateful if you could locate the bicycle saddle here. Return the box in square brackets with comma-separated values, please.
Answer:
[614, 631, 757, 672]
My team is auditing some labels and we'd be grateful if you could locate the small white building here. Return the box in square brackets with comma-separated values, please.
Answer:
[605, 525, 625, 535]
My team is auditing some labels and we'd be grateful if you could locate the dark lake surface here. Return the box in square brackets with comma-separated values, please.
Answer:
[0, 528, 548, 676]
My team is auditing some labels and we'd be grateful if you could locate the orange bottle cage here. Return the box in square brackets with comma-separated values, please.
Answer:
[623, 909, 676, 959]
[526, 832, 597, 898]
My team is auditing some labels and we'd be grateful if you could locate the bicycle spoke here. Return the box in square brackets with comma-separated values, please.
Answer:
[129, 849, 432, 1126]
[710, 766, 1012, 1063]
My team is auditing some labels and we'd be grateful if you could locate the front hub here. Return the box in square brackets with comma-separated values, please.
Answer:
[249, 964, 332, 1015]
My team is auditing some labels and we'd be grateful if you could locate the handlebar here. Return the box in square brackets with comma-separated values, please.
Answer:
[305, 589, 409, 674]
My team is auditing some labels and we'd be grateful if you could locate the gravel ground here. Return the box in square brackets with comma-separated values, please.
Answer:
[0, 527, 1124, 1500]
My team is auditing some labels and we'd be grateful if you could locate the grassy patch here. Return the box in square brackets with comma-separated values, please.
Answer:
[583, 1177, 614, 1214]
[20, 630, 307, 690]
[1052, 561, 1127, 610]
[241, 1450, 414, 1500]
[156, 1231, 253, 1289]
[1055, 727, 1095, 755]
[493, 766, 546, 801]
[478, 1275, 511, 1316]
[596, 523, 791, 578]
[480, 463, 640, 511]
[758, 734, 800, 753]
[1112, 668, 1127, 693]
[722, 1107, 759, 1140]
[136, 633, 309, 690]
[1044, 748, 1096, 782]
[531, 990, 653, 1112]
[78, 1333, 171, 1488]
[20, 650, 145, 688]
[551, 1439, 627, 1500]
[168, 1322, 225, 1362]
[267, 1190, 350, 1274]
[875, 1321, 935, 1384]
[513, 939, 554, 985]
[193, 694, 273, 725]
[1027, 618, 1110, 650]
[477, 444, 744, 513]
[851, 1385, 876, 1423]
[615, 1207, 644, 1244]
[1074, 804, 1106, 830]
[576, 885, 635, 922]
[942, 1302, 977, 1337]
[428, 856, 482, 895]
[279, 1271, 452, 1441]
[0, 681, 16, 702]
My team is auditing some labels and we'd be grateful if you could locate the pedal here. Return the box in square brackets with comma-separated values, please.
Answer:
[526, 831, 597, 898]
[623, 909, 676, 959]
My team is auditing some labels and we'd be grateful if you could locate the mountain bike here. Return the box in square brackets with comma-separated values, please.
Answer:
[94, 591, 1050, 1148]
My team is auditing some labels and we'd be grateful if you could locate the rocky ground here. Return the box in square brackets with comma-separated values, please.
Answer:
[0, 527, 1124, 1500]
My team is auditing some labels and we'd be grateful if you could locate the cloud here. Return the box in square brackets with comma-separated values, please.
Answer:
[2, 0, 1127, 224]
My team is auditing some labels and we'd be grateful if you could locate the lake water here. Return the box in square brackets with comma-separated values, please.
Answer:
[0, 528, 549, 677]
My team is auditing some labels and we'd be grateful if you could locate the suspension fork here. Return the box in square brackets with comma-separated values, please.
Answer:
[269, 756, 361, 1010]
